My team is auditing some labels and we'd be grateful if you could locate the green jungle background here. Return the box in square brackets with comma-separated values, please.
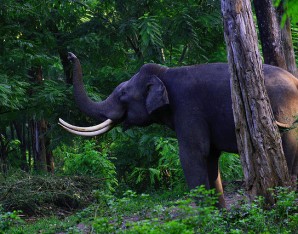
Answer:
[0, 0, 297, 233]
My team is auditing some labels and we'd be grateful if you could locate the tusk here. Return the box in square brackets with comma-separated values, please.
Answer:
[276, 120, 293, 129]
[58, 123, 113, 136]
[59, 118, 113, 132]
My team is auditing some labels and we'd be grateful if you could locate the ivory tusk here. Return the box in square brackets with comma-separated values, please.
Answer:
[275, 120, 292, 129]
[58, 123, 113, 136]
[59, 118, 113, 132]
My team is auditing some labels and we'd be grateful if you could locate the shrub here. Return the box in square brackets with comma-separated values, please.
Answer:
[0, 171, 103, 216]
[130, 137, 185, 190]
[0, 208, 23, 233]
[227, 187, 298, 233]
[56, 139, 118, 192]
[219, 152, 243, 182]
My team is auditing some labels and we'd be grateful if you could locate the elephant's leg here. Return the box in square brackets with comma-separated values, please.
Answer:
[176, 124, 211, 190]
[282, 131, 298, 187]
[207, 151, 226, 208]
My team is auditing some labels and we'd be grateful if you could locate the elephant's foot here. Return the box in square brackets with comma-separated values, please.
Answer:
[218, 193, 226, 209]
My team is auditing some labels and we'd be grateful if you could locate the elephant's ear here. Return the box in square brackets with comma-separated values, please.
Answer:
[146, 75, 169, 114]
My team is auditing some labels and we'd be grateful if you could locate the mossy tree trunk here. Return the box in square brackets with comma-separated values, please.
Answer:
[221, 0, 292, 204]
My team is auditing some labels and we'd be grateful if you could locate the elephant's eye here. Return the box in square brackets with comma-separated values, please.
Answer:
[119, 90, 127, 100]
[146, 84, 152, 92]
[121, 90, 126, 96]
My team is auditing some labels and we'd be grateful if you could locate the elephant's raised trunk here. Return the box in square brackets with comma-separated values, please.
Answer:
[59, 53, 127, 136]
[69, 52, 110, 121]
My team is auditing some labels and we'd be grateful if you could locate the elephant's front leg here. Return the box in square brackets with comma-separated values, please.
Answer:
[177, 127, 211, 190]
[176, 125, 226, 208]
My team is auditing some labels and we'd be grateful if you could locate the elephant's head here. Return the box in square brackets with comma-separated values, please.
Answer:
[59, 53, 170, 136]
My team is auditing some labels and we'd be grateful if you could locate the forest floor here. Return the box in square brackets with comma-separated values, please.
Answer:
[7, 181, 245, 233]
[223, 180, 246, 209]
[7, 180, 298, 233]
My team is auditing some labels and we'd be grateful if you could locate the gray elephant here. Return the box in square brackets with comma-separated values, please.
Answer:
[60, 52, 298, 208]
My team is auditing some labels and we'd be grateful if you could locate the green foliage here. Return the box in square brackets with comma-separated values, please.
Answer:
[1, 1, 297, 232]
[138, 13, 164, 56]
[129, 136, 185, 190]
[7, 185, 298, 233]
[91, 186, 298, 234]
[219, 152, 244, 182]
[292, 25, 298, 65]
[92, 217, 116, 234]
[0, 171, 102, 216]
[0, 208, 23, 233]
[227, 187, 298, 233]
[0, 0, 227, 175]
[56, 139, 118, 192]
[155, 137, 184, 187]
[275, 0, 298, 25]
[0, 75, 29, 111]
[7, 215, 82, 234]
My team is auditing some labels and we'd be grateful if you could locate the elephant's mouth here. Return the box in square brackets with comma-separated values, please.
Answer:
[58, 118, 114, 136]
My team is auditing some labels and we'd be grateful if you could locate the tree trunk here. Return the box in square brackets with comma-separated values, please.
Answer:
[276, 3, 298, 77]
[29, 66, 54, 172]
[14, 121, 29, 171]
[253, 0, 287, 69]
[254, 0, 297, 77]
[0, 128, 8, 173]
[221, 0, 292, 204]
[31, 119, 47, 172]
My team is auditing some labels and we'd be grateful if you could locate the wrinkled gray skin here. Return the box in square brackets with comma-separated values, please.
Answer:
[68, 53, 298, 207]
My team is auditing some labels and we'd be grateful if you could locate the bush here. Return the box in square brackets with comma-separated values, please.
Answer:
[0, 208, 23, 233]
[56, 139, 118, 192]
[130, 137, 185, 190]
[0, 171, 103, 216]
[219, 152, 243, 182]
[227, 187, 298, 233]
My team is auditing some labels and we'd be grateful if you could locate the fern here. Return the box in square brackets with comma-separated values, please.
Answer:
[138, 13, 164, 55]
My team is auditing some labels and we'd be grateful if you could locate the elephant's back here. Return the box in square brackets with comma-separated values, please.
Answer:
[263, 64, 298, 124]
[263, 64, 298, 91]
[166, 62, 298, 124]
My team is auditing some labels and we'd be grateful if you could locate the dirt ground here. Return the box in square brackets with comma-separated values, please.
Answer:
[223, 180, 247, 209]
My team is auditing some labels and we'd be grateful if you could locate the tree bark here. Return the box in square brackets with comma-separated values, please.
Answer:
[14, 121, 29, 171]
[253, 0, 287, 69]
[29, 66, 54, 172]
[254, 0, 297, 77]
[276, 3, 298, 77]
[221, 0, 292, 204]
[0, 128, 8, 173]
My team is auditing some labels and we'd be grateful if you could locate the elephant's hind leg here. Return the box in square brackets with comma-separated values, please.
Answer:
[207, 150, 226, 208]
[282, 130, 298, 188]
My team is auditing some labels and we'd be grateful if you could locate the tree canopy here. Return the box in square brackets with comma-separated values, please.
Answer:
[0, 0, 225, 176]
[0, 0, 297, 190]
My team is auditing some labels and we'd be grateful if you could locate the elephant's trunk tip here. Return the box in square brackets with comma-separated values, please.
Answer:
[68, 52, 77, 62]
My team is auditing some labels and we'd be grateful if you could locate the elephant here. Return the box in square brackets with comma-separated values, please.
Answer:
[59, 52, 298, 208]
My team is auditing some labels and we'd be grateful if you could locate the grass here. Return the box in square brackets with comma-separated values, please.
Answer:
[5, 185, 298, 234]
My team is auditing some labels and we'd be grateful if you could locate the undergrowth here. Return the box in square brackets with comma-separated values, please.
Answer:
[0, 171, 104, 216]
[6, 185, 298, 234]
